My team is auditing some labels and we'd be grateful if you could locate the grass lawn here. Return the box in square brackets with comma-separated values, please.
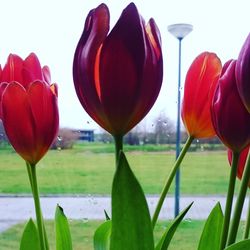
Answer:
[0, 143, 238, 195]
[0, 220, 205, 249]
[0, 219, 246, 250]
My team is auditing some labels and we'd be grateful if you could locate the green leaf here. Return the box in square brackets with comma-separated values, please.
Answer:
[224, 239, 250, 249]
[110, 151, 154, 250]
[104, 210, 110, 220]
[198, 202, 223, 250]
[20, 219, 40, 250]
[55, 205, 72, 250]
[155, 202, 193, 250]
[94, 220, 111, 250]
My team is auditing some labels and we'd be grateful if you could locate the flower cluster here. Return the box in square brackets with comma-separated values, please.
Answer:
[1, 2, 250, 250]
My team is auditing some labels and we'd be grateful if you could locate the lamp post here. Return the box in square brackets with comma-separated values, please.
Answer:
[168, 23, 193, 217]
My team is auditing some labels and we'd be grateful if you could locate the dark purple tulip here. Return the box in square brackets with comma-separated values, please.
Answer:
[211, 60, 250, 152]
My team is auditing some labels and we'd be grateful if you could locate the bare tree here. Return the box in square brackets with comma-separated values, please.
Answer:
[153, 112, 175, 144]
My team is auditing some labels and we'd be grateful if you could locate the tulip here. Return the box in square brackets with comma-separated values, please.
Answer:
[181, 52, 222, 139]
[1, 53, 59, 165]
[236, 33, 250, 112]
[228, 147, 250, 186]
[73, 3, 163, 136]
[0, 83, 7, 119]
[211, 60, 250, 152]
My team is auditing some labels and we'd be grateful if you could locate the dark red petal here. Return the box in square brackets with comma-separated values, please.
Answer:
[99, 3, 146, 134]
[28, 81, 59, 162]
[73, 4, 112, 132]
[0, 82, 8, 119]
[236, 33, 250, 112]
[42, 65, 51, 84]
[2, 82, 37, 163]
[23, 53, 43, 87]
[211, 60, 250, 152]
[125, 19, 163, 132]
[2, 54, 24, 85]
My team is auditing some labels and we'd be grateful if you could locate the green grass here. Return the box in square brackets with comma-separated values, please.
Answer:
[0, 219, 246, 250]
[0, 143, 237, 195]
[0, 220, 204, 249]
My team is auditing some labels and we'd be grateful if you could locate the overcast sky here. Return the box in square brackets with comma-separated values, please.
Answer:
[0, 0, 249, 131]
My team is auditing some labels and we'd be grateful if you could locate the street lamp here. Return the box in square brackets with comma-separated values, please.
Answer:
[168, 23, 193, 217]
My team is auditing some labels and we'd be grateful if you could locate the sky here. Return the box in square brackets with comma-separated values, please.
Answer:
[0, 0, 249, 132]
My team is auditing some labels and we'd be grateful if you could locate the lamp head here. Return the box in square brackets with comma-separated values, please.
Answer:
[168, 23, 193, 40]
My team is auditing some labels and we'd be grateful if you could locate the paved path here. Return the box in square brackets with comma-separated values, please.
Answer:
[0, 195, 249, 232]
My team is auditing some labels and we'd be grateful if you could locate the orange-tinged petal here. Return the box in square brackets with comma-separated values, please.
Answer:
[181, 52, 222, 138]
[126, 18, 163, 133]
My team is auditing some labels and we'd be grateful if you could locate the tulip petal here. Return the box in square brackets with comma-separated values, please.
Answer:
[1, 54, 24, 85]
[23, 53, 43, 86]
[99, 3, 146, 133]
[2, 81, 58, 164]
[73, 3, 112, 132]
[125, 19, 163, 132]
[42, 65, 51, 84]
[211, 60, 250, 152]
[181, 52, 222, 138]
[236, 33, 250, 112]
[28, 81, 59, 158]
[0, 82, 8, 119]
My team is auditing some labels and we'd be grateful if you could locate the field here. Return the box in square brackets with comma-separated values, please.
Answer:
[0, 143, 239, 195]
[0, 143, 245, 249]
[0, 220, 211, 250]
[0, 219, 246, 250]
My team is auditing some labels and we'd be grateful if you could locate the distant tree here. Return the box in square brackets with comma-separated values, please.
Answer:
[124, 126, 140, 145]
[98, 129, 113, 143]
[51, 128, 79, 149]
[153, 112, 175, 144]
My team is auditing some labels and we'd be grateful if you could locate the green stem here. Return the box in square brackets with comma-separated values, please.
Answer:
[26, 162, 34, 194]
[219, 151, 239, 250]
[152, 136, 193, 228]
[244, 194, 250, 239]
[27, 163, 46, 250]
[114, 135, 123, 166]
[227, 150, 250, 246]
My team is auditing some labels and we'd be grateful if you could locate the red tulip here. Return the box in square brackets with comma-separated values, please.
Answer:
[1, 53, 59, 165]
[73, 3, 163, 136]
[211, 60, 250, 152]
[228, 147, 250, 186]
[181, 52, 222, 138]
[0, 83, 7, 119]
[236, 33, 250, 113]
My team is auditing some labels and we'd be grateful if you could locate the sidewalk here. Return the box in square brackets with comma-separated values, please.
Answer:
[0, 195, 249, 232]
